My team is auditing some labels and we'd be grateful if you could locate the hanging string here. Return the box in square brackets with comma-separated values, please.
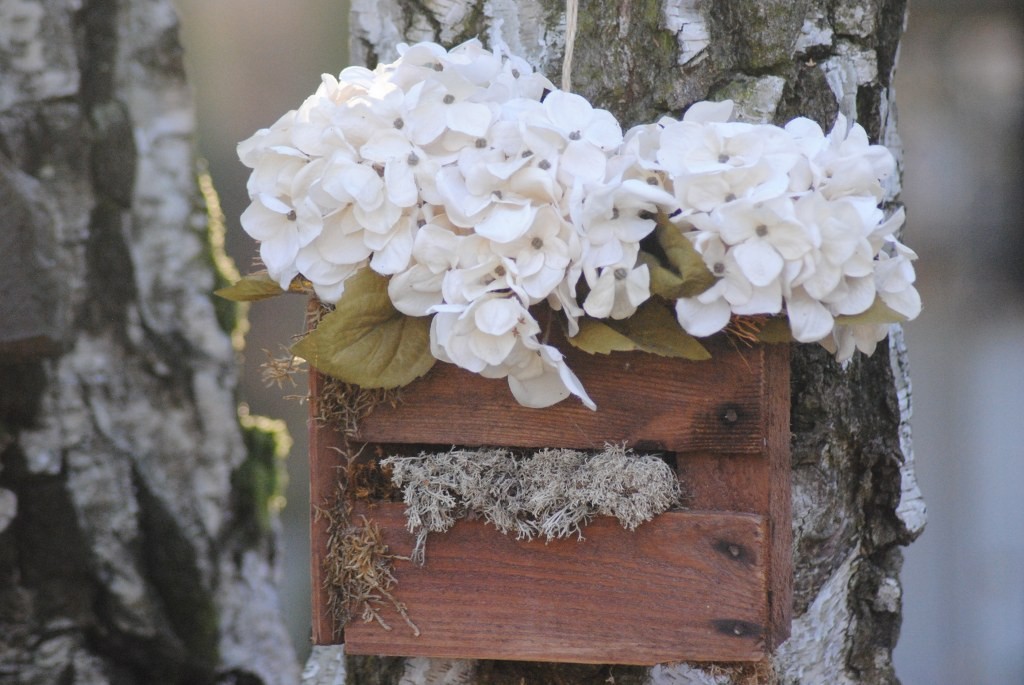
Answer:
[561, 0, 579, 92]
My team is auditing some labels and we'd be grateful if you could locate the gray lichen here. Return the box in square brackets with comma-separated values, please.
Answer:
[383, 445, 681, 564]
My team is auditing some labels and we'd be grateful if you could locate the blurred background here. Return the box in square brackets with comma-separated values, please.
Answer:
[172, 1, 1024, 683]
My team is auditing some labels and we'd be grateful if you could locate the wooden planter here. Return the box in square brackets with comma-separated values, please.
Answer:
[309, 338, 791, 665]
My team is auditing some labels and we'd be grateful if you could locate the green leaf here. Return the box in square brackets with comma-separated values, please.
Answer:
[834, 296, 908, 326]
[638, 252, 689, 300]
[566, 318, 639, 355]
[655, 219, 717, 298]
[291, 268, 435, 389]
[609, 302, 711, 360]
[756, 317, 796, 344]
[214, 271, 286, 302]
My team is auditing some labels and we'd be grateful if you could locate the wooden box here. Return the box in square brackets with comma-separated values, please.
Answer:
[309, 339, 791, 665]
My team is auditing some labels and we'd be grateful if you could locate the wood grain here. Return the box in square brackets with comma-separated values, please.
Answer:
[308, 369, 347, 645]
[308, 336, 793, 661]
[356, 341, 771, 454]
[344, 503, 770, 665]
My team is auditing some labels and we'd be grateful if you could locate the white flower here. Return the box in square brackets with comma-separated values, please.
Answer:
[360, 129, 442, 207]
[673, 231, 782, 337]
[430, 295, 595, 409]
[714, 197, 814, 287]
[507, 343, 596, 410]
[814, 114, 897, 201]
[873, 242, 921, 320]
[521, 90, 622, 187]
[489, 205, 577, 301]
[828, 323, 892, 362]
[577, 176, 667, 272]
[430, 295, 531, 373]
[236, 41, 924, 400]
[583, 262, 651, 320]
[785, 285, 835, 342]
[240, 194, 322, 289]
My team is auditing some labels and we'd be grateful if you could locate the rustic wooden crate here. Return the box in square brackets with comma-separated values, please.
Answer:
[309, 338, 791, 665]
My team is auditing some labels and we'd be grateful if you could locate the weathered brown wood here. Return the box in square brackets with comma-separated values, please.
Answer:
[308, 368, 347, 646]
[357, 341, 771, 454]
[344, 503, 770, 665]
[764, 343, 793, 648]
[308, 339, 793, 662]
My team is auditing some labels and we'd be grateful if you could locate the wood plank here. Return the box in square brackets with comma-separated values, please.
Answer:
[308, 369, 347, 645]
[764, 343, 792, 647]
[356, 341, 770, 455]
[342, 503, 770, 664]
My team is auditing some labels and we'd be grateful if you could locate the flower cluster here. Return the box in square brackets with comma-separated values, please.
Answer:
[237, 39, 920, 409]
[623, 101, 921, 361]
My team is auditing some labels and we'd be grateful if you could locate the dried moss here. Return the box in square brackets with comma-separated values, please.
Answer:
[306, 301, 401, 437]
[318, 496, 419, 638]
[383, 445, 682, 564]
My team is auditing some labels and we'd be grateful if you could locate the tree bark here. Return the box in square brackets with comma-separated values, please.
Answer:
[0, 2, 298, 684]
[302, 0, 925, 683]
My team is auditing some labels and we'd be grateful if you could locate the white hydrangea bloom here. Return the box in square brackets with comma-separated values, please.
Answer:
[237, 40, 922, 409]
[430, 295, 594, 409]
[629, 99, 920, 352]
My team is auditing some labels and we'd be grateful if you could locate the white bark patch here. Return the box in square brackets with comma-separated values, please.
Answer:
[833, 3, 877, 39]
[890, 326, 927, 537]
[662, 0, 710, 66]
[399, 657, 477, 685]
[114, 2, 245, 540]
[774, 549, 859, 685]
[820, 41, 878, 123]
[648, 663, 730, 684]
[0, 0, 79, 111]
[874, 576, 901, 614]
[302, 646, 347, 685]
[429, 0, 473, 45]
[485, 0, 552, 71]
[218, 550, 303, 685]
[351, 0, 412, 64]
[719, 75, 787, 124]
[794, 6, 833, 54]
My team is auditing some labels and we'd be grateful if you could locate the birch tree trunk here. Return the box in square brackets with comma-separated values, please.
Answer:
[0, 2, 298, 683]
[302, 1, 925, 683]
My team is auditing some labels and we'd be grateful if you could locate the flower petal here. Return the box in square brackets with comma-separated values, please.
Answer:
[733, 240, 784, 287]
[475, 202, 538, 243]
[675, 295, 731, 337]
[786, 289, 835, 342]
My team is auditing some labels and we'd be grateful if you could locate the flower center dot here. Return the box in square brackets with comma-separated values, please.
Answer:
[713, 262, 725, 275]
[417, 219, 427, 227]
[433, 63, 443, 72]
[407, 152, 419, 166]
[646, 176, 659, 185]
[494, 265, 506, 277]
[638, 210, 655, 221]
[443, 94, 455, 104]
[718, 153, 730, 164]
[286, 210, 297, 221]
[493, 190, 503, 199]
[475, 138, 487, 148]
[512, 69, 521, 78]
[755, 224, 768, 237]
[522, 149, 533, 158]
[611, 208, 620, 220]
[538, 159, 551, 170]
[393, 117, 405, 129]
[724, 193, 737, 202]
[531, 237, 544, 249]
[613, 268, 628, 280]
[568, 131, 581, 141]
